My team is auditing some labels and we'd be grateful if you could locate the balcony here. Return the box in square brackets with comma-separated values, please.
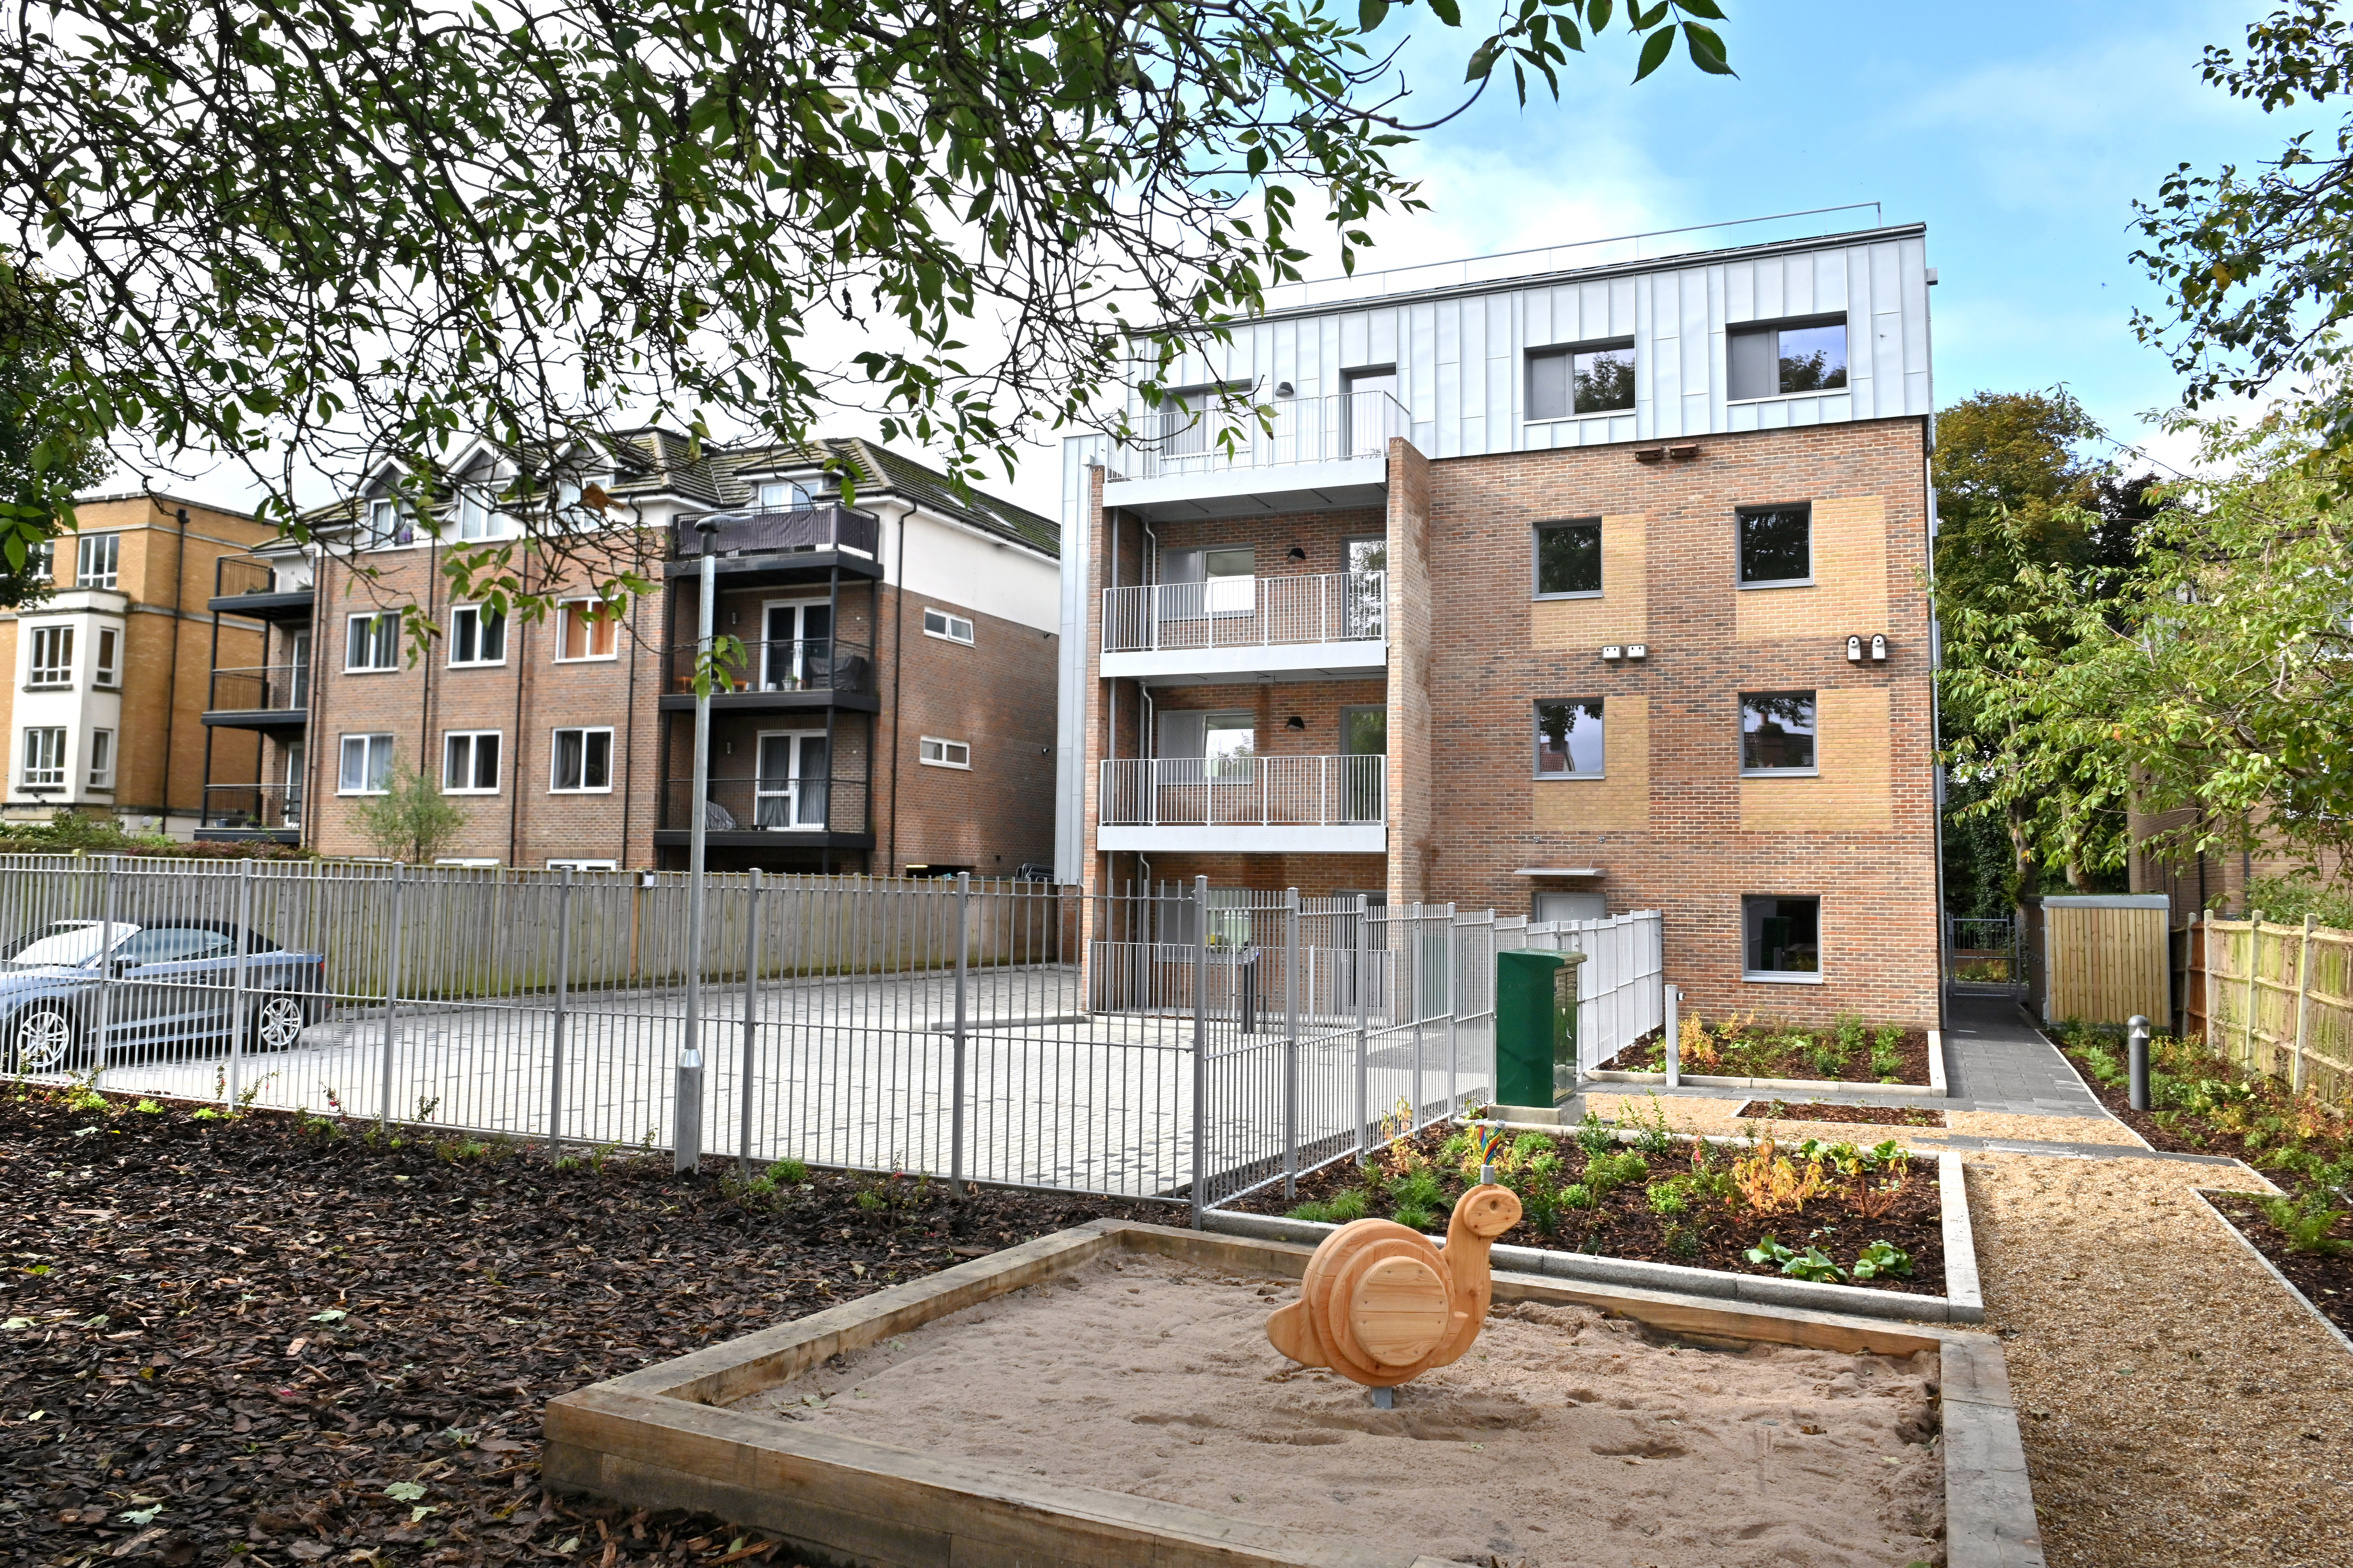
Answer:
[657, 636, 878, 714]
[1101, 571, 1386, 684]
[194, 784, 302, 844]
[653, 768, 873, 852]
[1102, 391, 1407, 521]
[208, 553, 315, 622]
[662, 505, 884, 587]
[203, 663, 308, 731]
[1097, 755, 1385, 853]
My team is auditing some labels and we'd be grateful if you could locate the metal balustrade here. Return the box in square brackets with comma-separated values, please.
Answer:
[202, 785, 303, 832]
[1099, 755, 1385, 828]
[672, 505, 880, 559]
[1109, 390, 1407, 481]
[664, 636, 874, 696]
[206, 662, 309, 713]
[1102, 571, 1385, 653]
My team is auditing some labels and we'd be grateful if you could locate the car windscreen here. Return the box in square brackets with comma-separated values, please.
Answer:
[0, 922, 141, 969]
[116, 928, 240, 964]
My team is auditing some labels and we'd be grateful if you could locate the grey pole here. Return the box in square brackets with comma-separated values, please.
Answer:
[378, 862, 405, 1129]
[1282, 886, 1300, 1201]
[226, 859, 254, 1107]
[1189, 874, 1209, 1228]
[1441, 902, 1458, 1127]
[1663, 983, 1681, 1090]
[1353, 894, 1372, 1162]
[548, 868, 573, 1156]
[90, 855, 118, 1089]
[677, 511, 735, 1174]
[2126, 1014, 2152, 1112]
[951, 871, 970, 1198]
[739, 866, 763, 1178]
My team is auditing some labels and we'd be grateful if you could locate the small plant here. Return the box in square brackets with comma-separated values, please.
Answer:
[1731, 1138, 1825, 1216]
[1665, 1223, 1701, 1259]
[1521, 1186, 1561, 1236]
[853, 1188, 885, 1213]
[1286, 1200, 1332, 1223]
[1644, 1179, 1688, 1217]
[191, 1107, 223, 1121]
[1324, 1188, 1370, 1223]
[1852, 1240, 1913, 1280]
[1390, 1203, 1438, 1232]
[1803, 1033, 1849, 1080]
[771, 1157, 811, 1184]
[134, 1099, 164, 1114]
[1744, 1234, 1847, 1283]
[1871, 1026, 1903, 1078]
[1834, 1013, 1867, 1054]
[1574, 1109, 1616, 1156]
[1560, 1182, 1596, 1210]
[1391, 1171, 1444, 1211]
[1678, 1009, 1720, 1072]
[2257, 1192, 2353, 1255]
[1629, 1093, 1675, 1156]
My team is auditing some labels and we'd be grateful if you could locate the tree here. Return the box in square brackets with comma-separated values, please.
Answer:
[0, 0, 1737, 629]
[0, 256, 109, 607]
[350, 763, 468, 866]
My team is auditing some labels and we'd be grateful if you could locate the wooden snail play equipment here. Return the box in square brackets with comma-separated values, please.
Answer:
[1265, 1183, 1523, 1389]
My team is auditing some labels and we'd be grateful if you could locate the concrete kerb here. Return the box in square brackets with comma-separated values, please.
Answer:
[2186, 1188, 2353, 1360]
[1584, 1028, 1949, 1099]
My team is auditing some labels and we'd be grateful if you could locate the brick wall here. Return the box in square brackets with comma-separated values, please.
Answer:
[1385, 439, 1434, 908]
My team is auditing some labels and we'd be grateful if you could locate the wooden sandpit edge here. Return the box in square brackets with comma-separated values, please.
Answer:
[542, 1219, 2039, 1568]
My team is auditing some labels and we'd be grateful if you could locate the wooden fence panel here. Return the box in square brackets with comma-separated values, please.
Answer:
[2042, 897, 2170, 1027]
[2195, 913, 2352, 1105]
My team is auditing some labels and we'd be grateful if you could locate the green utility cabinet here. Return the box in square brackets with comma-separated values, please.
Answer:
[1494, 948, 1587, 1111]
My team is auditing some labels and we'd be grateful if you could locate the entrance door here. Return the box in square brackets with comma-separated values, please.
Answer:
[1341, 705, 1385, 823]
[1342, 537, 1387, 637]
[754, 732, 829, 828]
[761, 601, 833, 690]
[282, 743, 305, 829]
[1343, 368, 1398, 457]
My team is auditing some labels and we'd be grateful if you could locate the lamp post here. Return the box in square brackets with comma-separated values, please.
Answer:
[677, 510, 747, 1174]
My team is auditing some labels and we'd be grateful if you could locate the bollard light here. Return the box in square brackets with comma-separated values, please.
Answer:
[2126, 1014, 2152, 1113]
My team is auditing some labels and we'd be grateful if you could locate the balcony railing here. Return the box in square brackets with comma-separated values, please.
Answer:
[665, 637, 874, 697]
[672, 505, 880, 560]
[208, 662, 308, 713]
[203, 784, 302, 831]
[1103, 571, 1385, 654]
[1109, 391, 1407, 482]
[659, 771, 870, 835]
[1100, 755, 1385, 828]
[214, 552, 312, 599]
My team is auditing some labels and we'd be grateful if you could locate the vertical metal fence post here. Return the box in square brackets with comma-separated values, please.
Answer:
[1282, 887, 1300, 1200]
[1442, 903, 1458, 1124]
[1353, 894, 1371, 1161]
[1189, 874, 1209, 1228]
[740, 867, 763, 1177]
[226, 859, 255, 1108]
[379, 863, 405, 1130]
[90, 855, 118, 1089]
[547, 869, 573, 1156]
[951, 871, 970, 1198]
[1663, 983, 1681, 1089]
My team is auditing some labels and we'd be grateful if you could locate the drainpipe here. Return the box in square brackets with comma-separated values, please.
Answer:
[506, 541, 529, 865]
[886, 498, 910, 877]
[164, 505, 189, 825]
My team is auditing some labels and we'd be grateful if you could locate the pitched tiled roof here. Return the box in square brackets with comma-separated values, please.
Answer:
[719, 437, 1057, 556]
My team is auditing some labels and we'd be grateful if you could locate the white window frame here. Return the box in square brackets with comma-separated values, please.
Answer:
[919, 736, 972, 769]
[545, 858, 618, 872]
[345, 610, 402, 672]
[364, 497, 418, 550]
[434, 857, 501, 868]
[447, 603, 507, 667]
[75, 532, 120, 589]
[549, 726, 615, 793]
[338, 732, 396, 795]
[455, 488, 510, 542]
[87, 729, 114, 790]
[555, 598, 620, 661]
[93, 625, 120, 687]
[26, 624, 73, 686]
[756, 479, 814, 511]
[442, 729, 503, 794]
[20, 726, 65, 788]
[922, 606, 976, 646]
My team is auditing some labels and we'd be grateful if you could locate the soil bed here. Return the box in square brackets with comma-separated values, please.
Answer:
[1737, 1099, 1946, 1127]
[2201, 1191, 2353, 1340]
[729, 1254, 1948, 1568]
[2044, 1025, 2351, 1188]
[1599, 1025, 1933, 1085]
[0, 1087, 1167, 1568]
[1220, 1122, 1947, 1296]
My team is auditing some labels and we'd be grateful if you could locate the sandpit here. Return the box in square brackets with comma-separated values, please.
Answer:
[730, 1254, 1946, 1567]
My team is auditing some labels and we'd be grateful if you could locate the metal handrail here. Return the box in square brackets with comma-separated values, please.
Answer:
[206, 663, 309, 713]
[1099, 755, 1386, 828]
[666, 637, 874, 695]
[673, 505, 880, 560]
[1110, 390, 1407, 481]
[202, 784, 303, 830]
[1103, 570, 1385, 653]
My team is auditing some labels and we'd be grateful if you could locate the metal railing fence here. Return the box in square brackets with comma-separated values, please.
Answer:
[1102, 571, 1386, 653]
[1108, 391, 1407, 481]
[206, 663, 309, 713]
[1099, 755, 1386, 828]
[666, 636, 875, 697]
[1498, 908, 1665, 1074]
[1946, 915, 2021, 991]
[201, 785, 302, 832]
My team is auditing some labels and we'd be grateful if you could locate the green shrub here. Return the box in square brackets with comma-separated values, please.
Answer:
[1392, 1171, 1444, 1211]
[1834, 1013, 1867, 1052]
[770, 1158, 811, 1184]
[1561, 1183, 1596, 1210]
[1645, 1179, 1689, 1216]
[1390, 1203, 1437, 1232]
[1324, 1188, 1370, 1223]
[2258, 1192, 2352, 1255]
[1287, 1200, 1332, 1223]
[1574, 1110, 1616, 1156]
[1522, 1187, 1561, 1236]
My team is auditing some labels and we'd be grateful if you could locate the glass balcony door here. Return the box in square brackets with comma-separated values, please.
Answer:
[754, 731, 829, 829]
[760, 600, 833, 690]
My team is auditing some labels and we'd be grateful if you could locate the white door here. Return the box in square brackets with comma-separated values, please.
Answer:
[761, 602, 833, 690]
[754, 732, 829, 828]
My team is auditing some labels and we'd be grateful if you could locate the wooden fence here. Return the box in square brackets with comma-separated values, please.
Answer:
[2185, 911, 2353, 1105]
[2035, 895, 2170, 1028]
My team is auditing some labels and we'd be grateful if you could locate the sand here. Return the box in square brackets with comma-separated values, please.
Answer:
[732, 1255, 1946, 1567]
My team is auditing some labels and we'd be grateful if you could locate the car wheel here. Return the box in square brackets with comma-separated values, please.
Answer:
[252, 994, 308, 1053]
[10, 1004, 88, 1075]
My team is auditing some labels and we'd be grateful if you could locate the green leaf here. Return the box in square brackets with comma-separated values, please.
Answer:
[1631, 23, 1675, 82]
[1426, 0, 1462, 26]
[1466, 36, 1507, 82]
[1682, 21, 1733, 75]
[1677, 0, 1726, 18]
[1587, 0, 1614, 32]
[1358, 0, 1390, 31]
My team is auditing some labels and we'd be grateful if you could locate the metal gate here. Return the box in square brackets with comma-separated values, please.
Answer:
[1945, 915, 2021, 994]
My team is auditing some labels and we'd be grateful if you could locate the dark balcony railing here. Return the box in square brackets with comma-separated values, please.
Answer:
[666, 636, 873, 698]
[203, 784, 302, 831]
[671, 505, 880, 560]
[659, 770, 870, 836]
[208, 662, 309, 713]
[214, 552, 311, 599]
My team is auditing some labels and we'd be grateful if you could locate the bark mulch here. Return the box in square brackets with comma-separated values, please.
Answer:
[2202, 1192, 2353, 1341]
[1597, 1027, 1933, 1086]
[1735, 1099, 1946, 1128]
[0, 1088, 1172, 1568]
[1219, 1124, 1947, 1297]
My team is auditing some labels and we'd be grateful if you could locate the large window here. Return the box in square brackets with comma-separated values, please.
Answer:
[75, 533, 120, 588]
[1528, 341, 1636, 420]
[363, 498, 416, 549]
[1743, 895, 1822, 979]
[93, 627, 120, 687]
[1204, 714, 1256, 779]
[455, 489, 505, 541]
[919, 736, 972, 769]
[345, 611, 401, 671]
[21, 727, 65, 787]
[88, 730, 114, 790]
[27, 625, 72, 686]
[449, 604, 507, 666]
[1737, 504, 1811, 585]
[338, 732, 395, 794]
[1728, 316, 1849, 400]
[556, 599, 618, 660]
[1533, 520, 1602, 598]
[443, 730, 502, 793]
[1533, 700, 1605, 777]
[1740, 692, 1817, 773]
[551, 727, 614, 792]
[922, 607, 975, 645]
[756, 480, 813, 511]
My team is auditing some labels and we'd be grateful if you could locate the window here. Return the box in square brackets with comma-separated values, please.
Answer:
[345, 611, 401, 671]
[551, 727, 614, 792]
[448, 604, 507, 665]
[88, 730, 113, 790]
[443, 730, 501, 793]
[756, 480, 813, 511]
[75, 533, 120, 588]
[27, 625, 72, 686]
[21, 727, 65, 787]
[338, 732, 396, 794]
[1743, 895, 1822, 980]
[1737, 504, 1811, 585]
[1533, 700, 1605, 776]
[1740, 692, 1817, 773]
[1343, 368, 1399, 455]
[1160, 387, 1212, 456]
[1204, 713, 1255, 779]
[364, 498, 416, 549]
[1727, 316, 1849, 400]
[919, 736, 972, 769]
[922, 607, 975, 645]
[36, 539, 53, 583]
[546, 858, 617, 872]
[1161, 547, 1256, 618]
[455, 489, 504, 541]
[93, 627, 120, 687]
[1528, 341, 1636, 420]
[557, 599, 618, 660]
[1533, 520, 1602, 598]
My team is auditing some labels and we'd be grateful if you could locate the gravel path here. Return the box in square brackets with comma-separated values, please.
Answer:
[1964, 1151, 2353, 1568]
[1944, 1110, 2143, 1148]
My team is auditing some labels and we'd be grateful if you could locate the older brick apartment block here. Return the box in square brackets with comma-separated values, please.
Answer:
[1056, 221, 1944, 1026]
[0, 492, 274, 835]
[200, 437, 1059, 875]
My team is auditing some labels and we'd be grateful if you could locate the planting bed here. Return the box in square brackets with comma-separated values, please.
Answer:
[1599, 1023, 1934, 1086]
[1221, 1122, 1947, 1297]
[1738, 1099, 1948, 1128]
[2201, 1192, 2353, 1340]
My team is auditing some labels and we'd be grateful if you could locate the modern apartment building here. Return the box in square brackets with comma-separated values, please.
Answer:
[0, 491, 275, 835]
[1057, 219, 1943, 1025]
[201, 437, 1060, 874]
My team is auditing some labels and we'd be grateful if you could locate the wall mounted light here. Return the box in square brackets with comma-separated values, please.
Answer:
[1275, 380, 1296, 398]
[1285, 715, 1306, 730]
[1288, 545, 1308, 560]
[1846, 634, 1864, 663]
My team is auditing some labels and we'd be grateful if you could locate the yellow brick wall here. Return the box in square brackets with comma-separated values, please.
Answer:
[1532, 693, 1650, 831]
[1738, 687, 1892, 831]
[1530, 512, 1648, 648]
[1734, 494, 1889, 644]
